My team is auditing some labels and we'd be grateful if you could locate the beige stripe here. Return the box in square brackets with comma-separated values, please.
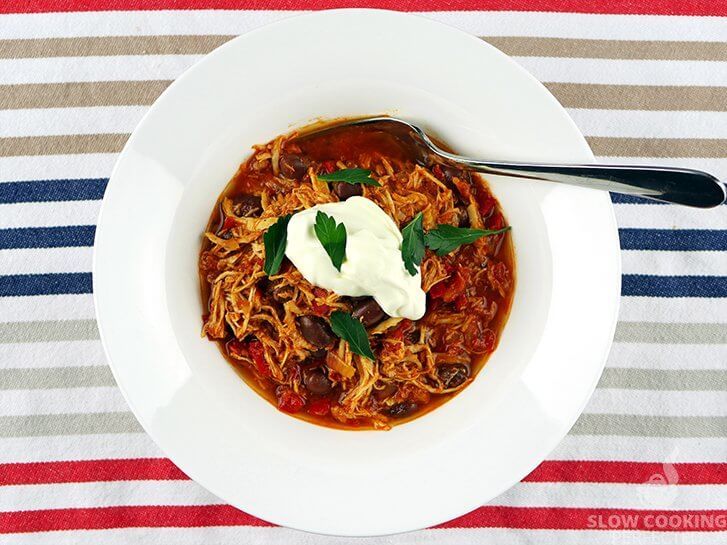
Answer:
[3, 81, 725, 113]
[0, 319, 99, 344]
[615, 322, 727, 344]
[571, 414, 727, 437]
[0, 366, 115, 390]
[2, 35, 725, 62]
[588, 137, 727, 158]
[485, 37, 727, 61]
[0, 35, 234, 59]
[546, 83, 727, 111]
[599, 368, 727, 391]
[0, 80, 171, 110]
[0, 133, 128, 157]
[0, 412, 141, 437]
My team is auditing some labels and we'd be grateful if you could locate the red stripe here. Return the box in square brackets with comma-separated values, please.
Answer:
[0, 505, 272, 533]
[524, 461, 727, 485]
[440, 507, 727, 531]
[1, 0, 725, 16]
[2, 459, 726, 486]
[2, 506, 726, 533]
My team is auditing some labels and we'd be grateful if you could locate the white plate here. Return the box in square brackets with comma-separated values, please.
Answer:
[94, 9, 621, 537]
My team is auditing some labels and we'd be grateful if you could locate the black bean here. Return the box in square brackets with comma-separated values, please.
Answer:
[297, 315, 336, 348]
[236, 194, 262, 217]
[279, 153, 311, 179]
[387, 401, 418, 418]
[351, 297, 387, 328]
[438, 363, 470, 389]
[333, 182, 363, 200]
[303, 367, 332, 395]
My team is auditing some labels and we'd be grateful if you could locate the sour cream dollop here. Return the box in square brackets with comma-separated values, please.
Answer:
[285, 196, 425, 320]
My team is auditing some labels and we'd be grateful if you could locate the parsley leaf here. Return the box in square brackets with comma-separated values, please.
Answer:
[317, 168, 381, 187]
[263, 214, 292, 275]
[425, 224, 510, 256]
[401, 212, 425, 276]
[329, 311, 375, 360]
[314, 211, 347, 271]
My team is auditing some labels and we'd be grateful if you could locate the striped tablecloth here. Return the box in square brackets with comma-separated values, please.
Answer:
[1, 2, 726, 543]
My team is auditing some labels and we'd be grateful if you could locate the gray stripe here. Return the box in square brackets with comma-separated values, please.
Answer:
[615, 322, 727, 344]
[0, 365, 115, 390]
[599, 368, 727, 391]
[0, 35, 234, 59]
[546, 83, 727, 111]
[571, 414, 727, 437]
[485, 37, 727, 61]
[0, 319, 99, 344]
[0, 412, 142, 438]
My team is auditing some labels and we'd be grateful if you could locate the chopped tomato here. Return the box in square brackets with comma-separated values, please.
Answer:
[313, 287, 328, 298]
[468, 326, 496, 354]
[429, 282, 447, 299]
[389, 319, 413, 340]
[311, 302, 331, 316]
[476, 194, 496, 219]
[247, 340, 270, 377]
[432, 164, 445, 181]
[226, 339, 246, 359]
[276, 388, 305, 414]
[221, 216, 237, 231]
[441, 270, 466, 303]
[487, 212, 505, 231]
[307, 398, 331, 416]
[454, 294, 468, 312]
[322, 160, 336, 174]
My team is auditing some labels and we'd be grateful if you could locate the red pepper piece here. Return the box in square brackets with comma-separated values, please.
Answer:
[442, 271, 466, 303]
[432, 164, 445, 181]
[322, 160, 336, 174]
[477, 195, 496, 219]
[307, 398, 331, 416]
[220, 216, 237, 232]
[247, 340, 270, 377]
[226, 339, 246, 358]
[389, 319, 413, 340]
[487, 213, 505, 231]
[311, 302, 331, 316]
[276, 388, 306, 414]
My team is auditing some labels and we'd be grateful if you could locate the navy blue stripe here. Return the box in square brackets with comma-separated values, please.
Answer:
[0, 226, 96, 250]
[0, 179, 108, 204]
[610, 193, 669, 205]
[0, 273, 92, 297]
[619, 229, 727, 251]
[623, 275, 727, 297]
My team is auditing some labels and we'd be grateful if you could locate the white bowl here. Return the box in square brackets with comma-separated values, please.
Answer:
[94, 9, 621, 537]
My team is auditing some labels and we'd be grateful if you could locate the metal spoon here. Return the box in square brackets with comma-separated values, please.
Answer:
[303, 116, 726, 208]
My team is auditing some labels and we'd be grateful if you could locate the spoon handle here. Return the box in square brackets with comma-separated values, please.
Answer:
[450, 158, 726, 208]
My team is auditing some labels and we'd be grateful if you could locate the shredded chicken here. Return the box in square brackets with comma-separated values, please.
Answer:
[199, 126, 513, 430]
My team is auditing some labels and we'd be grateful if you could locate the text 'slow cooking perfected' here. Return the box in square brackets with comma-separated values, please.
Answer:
[199, 120, 515, 430]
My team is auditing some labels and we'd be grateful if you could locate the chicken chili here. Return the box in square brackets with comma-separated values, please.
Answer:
[199, 120, 515, 430]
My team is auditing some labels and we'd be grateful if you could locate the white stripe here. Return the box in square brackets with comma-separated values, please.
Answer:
[0, 107, 147, 138]
[0, 433, 160, 463]
[493, 481, 724, 510]
[570, 109, 727, 139]
[7, 527, 727, 545]
[3, 11, 727, 41]
[517, 57, 727, 86]
[551, 434, 727, 463]
[0, 340, 105, 369]
[0, 154, 117, 183]
[0, 480, 219, 511]
[0, 293, 95, 322]
[619, 297, 727, 323]
[0, 55, 201, 84]
[620, 251, 727, 277]
[608, 343, 727, 371]
[597, 157, 727, 181]
[0, 247, 92, 275]
[614, 204, 727, 230]
[0, 387, 127, 416]
[0, 200, 101, 228]
[585, 389, 727, 417]
[3, 527, 726, 545]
